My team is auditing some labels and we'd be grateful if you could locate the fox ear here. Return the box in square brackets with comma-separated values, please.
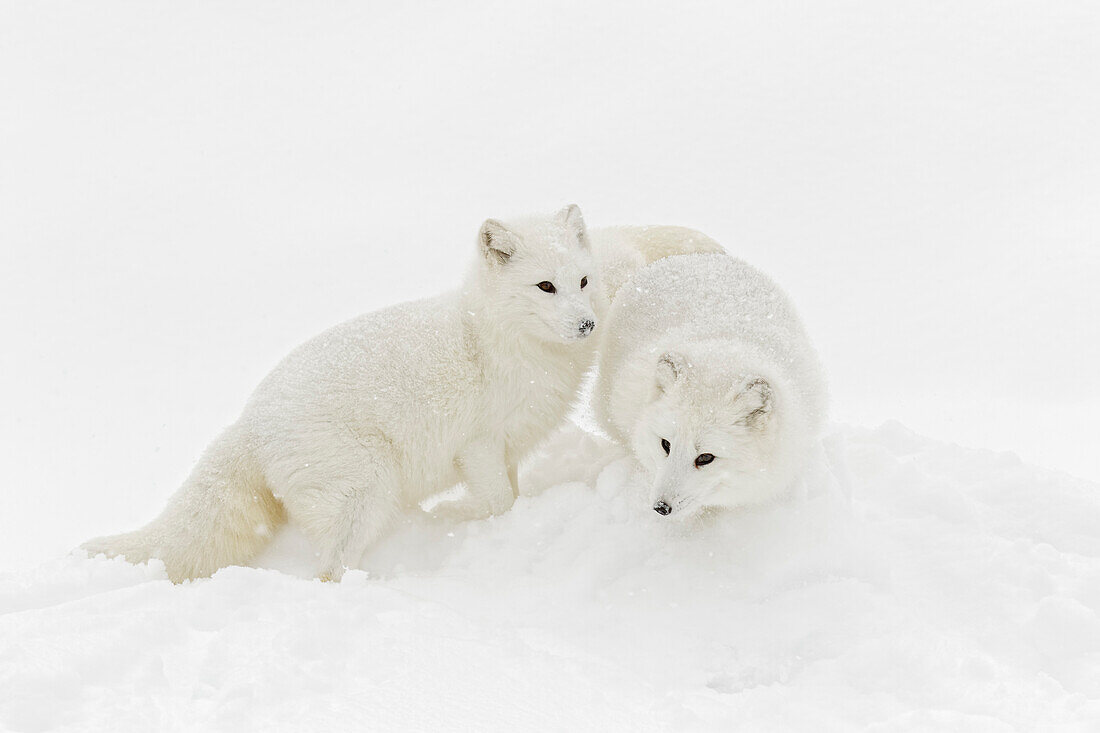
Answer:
[479, 219, 517, 265]
[737, 377, 773, 428]
[557, 204, 589, 249]
[655, 351, 685, 394]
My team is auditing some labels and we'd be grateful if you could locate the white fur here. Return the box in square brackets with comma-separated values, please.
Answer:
[594, 252, 828, 517]
[590, 225, 725, 300]
[84, 206, 606, 582]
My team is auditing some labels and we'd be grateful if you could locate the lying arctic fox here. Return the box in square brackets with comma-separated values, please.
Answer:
[594, 252, 827, 517]
[83, 209, 723, 582]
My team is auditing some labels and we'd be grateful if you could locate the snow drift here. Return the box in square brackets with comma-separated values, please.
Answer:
[3, 420, 1099, 731]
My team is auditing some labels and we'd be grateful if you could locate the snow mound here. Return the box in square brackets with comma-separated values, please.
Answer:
[3, 423, 1099, 731]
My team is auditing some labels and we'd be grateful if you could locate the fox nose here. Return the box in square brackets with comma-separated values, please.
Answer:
[578, 319, 596, 336]
[653, 500, 672, 516]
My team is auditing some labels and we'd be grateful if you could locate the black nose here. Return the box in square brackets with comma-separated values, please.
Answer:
[653, 500, 671, 516]
[579, 319, 595, 336]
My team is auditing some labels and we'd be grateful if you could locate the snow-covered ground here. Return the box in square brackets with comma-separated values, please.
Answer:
[2, 2, 1099, 731]
[4, 421, 1100, 730]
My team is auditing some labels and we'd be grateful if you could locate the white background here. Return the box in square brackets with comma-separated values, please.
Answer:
[2, 1, 1098, 571]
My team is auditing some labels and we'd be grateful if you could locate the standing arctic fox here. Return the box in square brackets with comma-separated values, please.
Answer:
[594, 252, 827, 517]
[85, 206, 607, 582]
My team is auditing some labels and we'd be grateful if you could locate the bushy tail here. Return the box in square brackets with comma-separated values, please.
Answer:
[82, 424, 285, 583]
[623, 225, 726, 263]
[593, 225, 726, 300]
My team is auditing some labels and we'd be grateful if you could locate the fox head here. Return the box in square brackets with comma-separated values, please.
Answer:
[632, 347, 786, 518]
[473, 205, 603, 344]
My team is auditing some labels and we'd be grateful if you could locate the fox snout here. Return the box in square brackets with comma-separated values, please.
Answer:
[578, 319, 596, 337]
[653, 500, 672, 516]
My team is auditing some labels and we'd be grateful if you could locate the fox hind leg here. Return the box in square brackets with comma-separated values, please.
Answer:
[312, 479, 401, 582]
[279, 436, 403, 581]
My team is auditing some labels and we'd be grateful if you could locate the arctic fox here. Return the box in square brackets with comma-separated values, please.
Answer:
[594, 252, 827, 517]
[85, 206, 606, 582]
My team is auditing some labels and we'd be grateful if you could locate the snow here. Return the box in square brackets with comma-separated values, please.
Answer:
[2, 1, 1099, 730]
[4, 421, 1100, 730]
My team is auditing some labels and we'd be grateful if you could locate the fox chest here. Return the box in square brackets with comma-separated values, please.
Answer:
[487, 363, 581, 442]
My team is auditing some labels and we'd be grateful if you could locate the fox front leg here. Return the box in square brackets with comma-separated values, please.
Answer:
[506, 451, 519, 500]
[434, 439, 515, 522]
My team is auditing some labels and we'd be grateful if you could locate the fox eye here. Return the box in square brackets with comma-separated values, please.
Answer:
[537, 281, 556, 293]
[580, 276, 588, 289]
[695, 453, 715, 467]
[661, 438, 670, 455]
